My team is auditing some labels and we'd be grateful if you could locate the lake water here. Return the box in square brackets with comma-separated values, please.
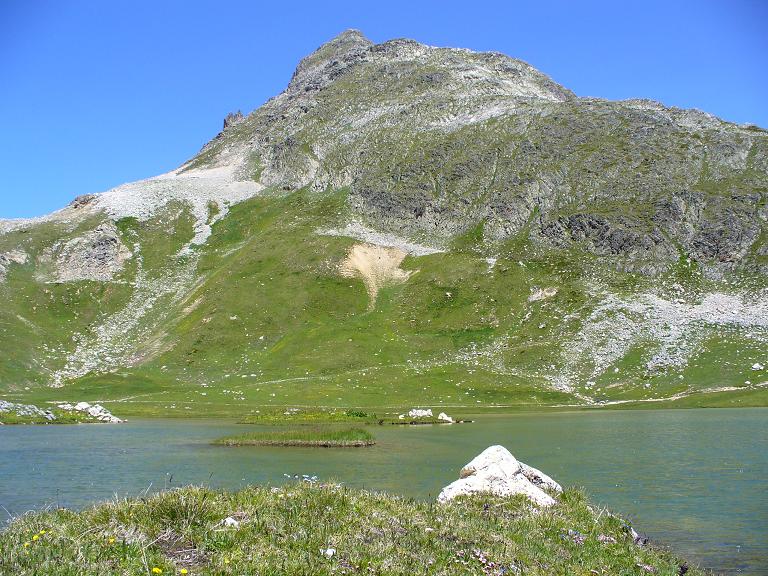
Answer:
[1, 408, 766, 574]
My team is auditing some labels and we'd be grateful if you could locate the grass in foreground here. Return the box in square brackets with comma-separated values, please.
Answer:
[0, 483, 701, 575]
[213, 426, 375, 447]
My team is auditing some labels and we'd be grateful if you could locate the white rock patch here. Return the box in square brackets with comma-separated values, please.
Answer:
[42, 222, 132, 282]
[95, 160, 262, 252]
[320, 222, 443, 256]
[528, 287, 558, 302]
[554, 289, 768, 390]
[438, 445, 560, 506]
[0, 250, 28, 282]
[57, 401, 122, 423]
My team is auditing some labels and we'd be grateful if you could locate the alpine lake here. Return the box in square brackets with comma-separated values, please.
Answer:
[1, 408, 766, 574]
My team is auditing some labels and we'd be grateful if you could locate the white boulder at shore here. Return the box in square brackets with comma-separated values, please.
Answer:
[438, 445, 561, 507]
[57, 401, 122, 423]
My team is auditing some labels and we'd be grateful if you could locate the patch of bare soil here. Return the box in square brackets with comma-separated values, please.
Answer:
[339, 243, 414, 309]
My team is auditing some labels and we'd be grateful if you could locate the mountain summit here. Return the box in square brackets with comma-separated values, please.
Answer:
[0, 31, 766, 414]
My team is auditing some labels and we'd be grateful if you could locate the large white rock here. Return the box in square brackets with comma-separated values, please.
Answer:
[437, 412, 454, 423]
[519, 462, 562, 493]
[438, 445, 559, 507]
[59, 401, 122, 423]
[408, 408, 433, 418]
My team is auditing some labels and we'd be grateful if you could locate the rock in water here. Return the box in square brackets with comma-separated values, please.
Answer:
[438, 445, 560, 507]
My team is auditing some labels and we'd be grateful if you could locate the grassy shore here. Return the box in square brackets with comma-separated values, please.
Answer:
[0, 408, 98, 425]
[237, 409, 469, 426]
[238, 409, 380, 425]
[213, 426, 375, 447]
[0, 482, 700, 575]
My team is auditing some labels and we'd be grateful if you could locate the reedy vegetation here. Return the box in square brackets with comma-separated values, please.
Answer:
[212, 426, 374, 446]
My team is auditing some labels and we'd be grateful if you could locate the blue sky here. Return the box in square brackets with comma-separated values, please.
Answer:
[1, 0, 766, 218]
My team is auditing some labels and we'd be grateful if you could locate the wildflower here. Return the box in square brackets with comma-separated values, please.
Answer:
[180, 570, 188, 575]
[39, 530, 47, 535]
[108, 537, 116, 544]
[32, 534, 40, 541]
[224, 558, 230, 565]
[152, 568, 163, 574]
[23, 542, 30, 548]
[597, 534, 617, 544]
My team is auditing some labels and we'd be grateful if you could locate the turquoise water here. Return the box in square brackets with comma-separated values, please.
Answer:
[1, 408, 766, 574]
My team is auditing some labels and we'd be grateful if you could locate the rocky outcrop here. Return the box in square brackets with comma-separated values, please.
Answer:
[42, 222, 131, 282]
[57, 401, 122, 423]
[223, 111, 244, 130]
[438, 445, 561, 506]
[68, 194, 99, 210]
[287, 29, 374, 94]
[0, 250, 27, 282]
[0, 400, 55, 421]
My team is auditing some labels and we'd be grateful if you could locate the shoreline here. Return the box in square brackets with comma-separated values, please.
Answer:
[3, 402, 768, 425]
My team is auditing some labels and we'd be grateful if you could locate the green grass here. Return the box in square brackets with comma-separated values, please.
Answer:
[0, 482, 702, 575]
[0, 410, 93, 425]
[238, 409, 378, 425]
[212, 426, 375, 447]
[0, 406, 107, 425]
[237, 408, 469, 426]
[1, 188, 766, 417]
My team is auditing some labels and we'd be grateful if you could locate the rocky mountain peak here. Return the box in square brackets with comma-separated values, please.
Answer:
[288, 28, 373, 93]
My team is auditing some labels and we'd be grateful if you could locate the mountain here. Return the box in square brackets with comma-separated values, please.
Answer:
[1, 30, 766, 416]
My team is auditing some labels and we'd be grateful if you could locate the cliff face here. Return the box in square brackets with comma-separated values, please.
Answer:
[0, 30, 766, 410]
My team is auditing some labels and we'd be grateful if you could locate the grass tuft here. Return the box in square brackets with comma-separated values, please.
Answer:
[213, 426, 375, 447]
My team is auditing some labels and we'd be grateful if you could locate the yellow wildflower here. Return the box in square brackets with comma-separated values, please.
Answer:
[180, 570, 188, 575]
[23, 542, 30, 548]
[108, 537, 116, 544]
[152, 569, 163, 574]
[39, 530, 47, 535]
[224, 558, 230, 565]
[32, 534, 39, 541]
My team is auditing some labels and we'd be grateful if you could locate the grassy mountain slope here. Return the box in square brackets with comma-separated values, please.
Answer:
[0, 31, 766, 417]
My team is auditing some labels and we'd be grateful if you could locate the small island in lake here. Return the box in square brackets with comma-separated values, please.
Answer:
[213, 426, 375, 447]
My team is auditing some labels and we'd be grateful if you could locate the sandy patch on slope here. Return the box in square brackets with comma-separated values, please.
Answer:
[339, 243, 414, 309]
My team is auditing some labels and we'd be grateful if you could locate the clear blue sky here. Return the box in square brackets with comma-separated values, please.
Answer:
[1, 0, 766, 218]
